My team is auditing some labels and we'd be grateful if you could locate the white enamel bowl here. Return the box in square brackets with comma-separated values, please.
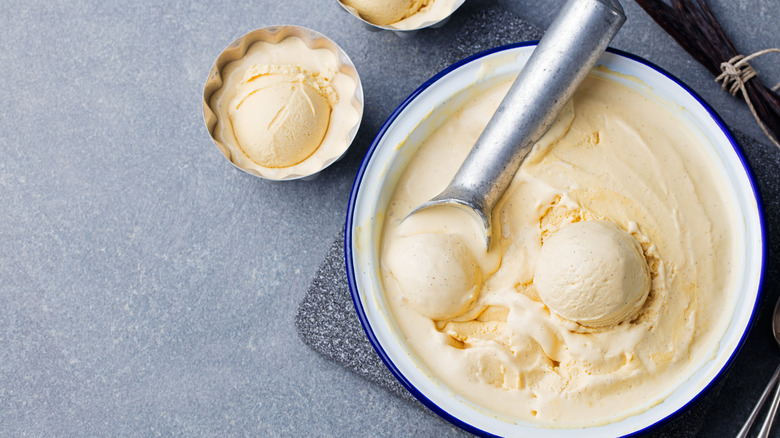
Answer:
[345, 42, 765, 437]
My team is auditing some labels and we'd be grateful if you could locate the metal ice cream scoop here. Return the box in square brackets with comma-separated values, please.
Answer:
[409, 0, 626, 248]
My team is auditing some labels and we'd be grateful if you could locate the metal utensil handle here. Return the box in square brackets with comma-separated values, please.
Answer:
[757, 385, 780, 438]
[737, 362, 780, 438]
[758, 377, 780, 438]
[443, 0, 625, 215]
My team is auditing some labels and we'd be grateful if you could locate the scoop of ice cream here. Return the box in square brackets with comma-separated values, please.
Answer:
[386, 232, 482, 320]
[342, 0, 430, 25]
[534, 221, 651, 327]
[229, 65, 334, 168]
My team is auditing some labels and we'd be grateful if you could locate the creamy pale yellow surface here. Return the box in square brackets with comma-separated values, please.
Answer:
[340, 0, 461, 30]
[342, 0, 431, 26]
[534, 220, 651, 328]
[211, 36, 360, 178]
[229, 65, 335, 168]
[380, 75, 738, 426]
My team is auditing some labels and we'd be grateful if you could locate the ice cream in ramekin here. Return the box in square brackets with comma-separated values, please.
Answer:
[204, 26, 363, 180]
[338, 0, 464, 32]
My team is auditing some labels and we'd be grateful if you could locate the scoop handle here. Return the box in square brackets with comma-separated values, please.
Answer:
[436, 0, 625, 219]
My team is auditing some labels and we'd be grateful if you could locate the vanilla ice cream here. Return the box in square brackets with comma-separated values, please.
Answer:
[342, 0, 431, 26]
[386, 232, 483, 320]
[209, 34, 361, 179]
[228, 65, 335, 168]
[534, 220, 651, 327]
[379, 72, 739, 425]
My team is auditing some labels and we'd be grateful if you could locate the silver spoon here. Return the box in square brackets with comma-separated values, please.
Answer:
[737, 297, 780, 438]
[409, 0, 625, 248]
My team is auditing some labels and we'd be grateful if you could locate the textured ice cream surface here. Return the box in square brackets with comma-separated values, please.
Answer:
[229, 65, 335, 168]
[386, 232, 482, 320]
[341, 0, 431, 25]
[534, 220, 651, 327]
[209, 34, 361, 180]
[379, 73, 739, 425]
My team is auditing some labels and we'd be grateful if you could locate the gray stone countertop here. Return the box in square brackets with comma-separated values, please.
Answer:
[1, 0, 778, 436]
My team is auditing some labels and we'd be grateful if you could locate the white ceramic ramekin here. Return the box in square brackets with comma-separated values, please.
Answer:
[203, 26, 363, 181]
[345, 43, 765, 437]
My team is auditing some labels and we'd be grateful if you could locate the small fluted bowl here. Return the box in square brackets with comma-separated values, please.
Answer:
[203, 25, 363, 181]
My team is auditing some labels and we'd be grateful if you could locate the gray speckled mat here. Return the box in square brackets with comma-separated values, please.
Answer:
[294, 4, 780, 437]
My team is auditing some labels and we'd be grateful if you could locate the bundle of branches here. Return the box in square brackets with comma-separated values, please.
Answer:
[635, 0, 780, 148]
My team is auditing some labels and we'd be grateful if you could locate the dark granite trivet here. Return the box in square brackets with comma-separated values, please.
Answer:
[294, 4, 780, 437]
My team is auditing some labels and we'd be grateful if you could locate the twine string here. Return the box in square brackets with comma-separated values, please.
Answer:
[715, 48, 780, 149]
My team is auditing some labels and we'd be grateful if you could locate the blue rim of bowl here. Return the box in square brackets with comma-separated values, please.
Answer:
[344, 41, 766, 438]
